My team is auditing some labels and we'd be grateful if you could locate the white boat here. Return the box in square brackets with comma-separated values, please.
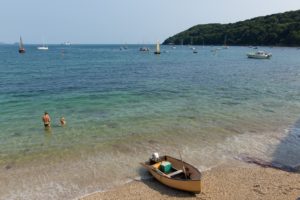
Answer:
[247, 51, 272, 59]
[139, 47, 149, 52]
[63, 41, 71, 46]
[37, 46, 48, 50]
[37, 39, 48, 50]
[154, 41, 160, 54]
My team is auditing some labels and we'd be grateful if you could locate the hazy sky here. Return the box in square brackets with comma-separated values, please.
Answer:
[1, 0, 300, 44]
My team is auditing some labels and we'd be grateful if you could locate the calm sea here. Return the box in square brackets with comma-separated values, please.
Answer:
[1, 44, 300, 199]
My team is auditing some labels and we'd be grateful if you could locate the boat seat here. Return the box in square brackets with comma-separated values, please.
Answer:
[167, 170, 183, 177]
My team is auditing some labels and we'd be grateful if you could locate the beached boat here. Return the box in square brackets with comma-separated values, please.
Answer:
[140, 153, 201, 193]
[154, 41, 161, 54]
[247, 51, 272, 59]
[18, 36, 25, 53]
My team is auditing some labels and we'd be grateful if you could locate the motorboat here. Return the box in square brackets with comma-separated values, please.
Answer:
[141, 153, 201, 193]
[247, 51, 272, 59]
[139, 47, 149, 52]
[37, 46, 48, 50]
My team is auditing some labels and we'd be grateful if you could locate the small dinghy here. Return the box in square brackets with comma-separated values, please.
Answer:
[140, 153, 201, 193]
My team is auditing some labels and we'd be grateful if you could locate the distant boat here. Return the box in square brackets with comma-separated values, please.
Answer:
[154, 41, 161, 54]
[37, 39, 48, 50]
[63, 41, 71, 46]
[223, 35, 229, 49]
[37, 46, 48, 50]
[139, 47, 149, 52]
[193, 49, 198, 54]
[18, 36, 25, 53]
[247, 51, 272, 59]
[141, 153, 201, 193]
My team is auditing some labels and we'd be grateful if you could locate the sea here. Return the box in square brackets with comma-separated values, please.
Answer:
[1, 44, 300, 199]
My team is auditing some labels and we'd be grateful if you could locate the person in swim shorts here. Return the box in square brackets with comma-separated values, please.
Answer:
[42, 112, 51, 128]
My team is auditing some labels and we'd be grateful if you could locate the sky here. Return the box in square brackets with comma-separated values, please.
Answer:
[0, 0, 300, 44]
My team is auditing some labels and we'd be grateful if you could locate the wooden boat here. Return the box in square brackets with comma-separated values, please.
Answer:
[18, 36, 25, 53]
[140, 154, 201, 193]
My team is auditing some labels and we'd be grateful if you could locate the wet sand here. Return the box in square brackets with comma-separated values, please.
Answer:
[80, 163, 300, 200]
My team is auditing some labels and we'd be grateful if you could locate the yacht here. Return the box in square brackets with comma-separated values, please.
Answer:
[18, 36, 25, 53]
[37, 46, 48, 50]
[154, 41, 161, 54]
[247, 51, 272, 59]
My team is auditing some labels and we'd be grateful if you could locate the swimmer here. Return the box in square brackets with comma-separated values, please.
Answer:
[60, 117, 66, 126]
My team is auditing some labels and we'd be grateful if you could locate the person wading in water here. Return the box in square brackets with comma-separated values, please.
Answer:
[42, 112, 51, 128]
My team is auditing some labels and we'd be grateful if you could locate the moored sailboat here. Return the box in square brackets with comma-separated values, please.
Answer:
[223, 35, 229, 49]
[37, 45, 48, 50]
[37, 39, 48, 50]
[18, 36, 25, 53]
[154, 41, 161, 54]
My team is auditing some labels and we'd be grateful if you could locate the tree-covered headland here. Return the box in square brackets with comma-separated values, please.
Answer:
[163, 10, 300, 46]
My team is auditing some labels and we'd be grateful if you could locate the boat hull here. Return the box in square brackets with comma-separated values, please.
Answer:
[247, 52, 272, 59]
[37, 47, 48, 50]
[18, 49, 25, 53]
[148, 167, 201, 193]
[141, 155, 201, 193]
[247, 55, 271, 59]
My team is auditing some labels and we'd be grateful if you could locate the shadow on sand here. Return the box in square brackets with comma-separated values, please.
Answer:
[271, 118, 300, 171]
[137, 167, 196, 198]
[238, 118, 300, 173]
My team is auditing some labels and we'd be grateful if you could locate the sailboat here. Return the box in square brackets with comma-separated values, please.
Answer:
[37, 39, 48, 50]
[18, 36, 25, 53]
[223, 35, 229, 49]
[154, 41, 160, 54]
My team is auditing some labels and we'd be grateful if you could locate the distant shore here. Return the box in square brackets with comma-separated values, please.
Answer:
[80, 163, 300, 200]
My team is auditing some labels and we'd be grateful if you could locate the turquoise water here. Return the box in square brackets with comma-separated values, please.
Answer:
[1, 45, 300, 199]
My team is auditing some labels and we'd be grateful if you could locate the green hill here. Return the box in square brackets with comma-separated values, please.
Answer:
[163, 10, 300, 46]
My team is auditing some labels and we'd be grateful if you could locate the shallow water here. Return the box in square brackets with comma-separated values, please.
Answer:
[1, 45, 300, 199]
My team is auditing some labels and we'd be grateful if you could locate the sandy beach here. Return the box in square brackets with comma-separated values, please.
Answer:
[81, 163, 300, 200]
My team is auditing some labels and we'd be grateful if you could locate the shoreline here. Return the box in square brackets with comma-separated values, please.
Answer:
[80, 163, 300, 200]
